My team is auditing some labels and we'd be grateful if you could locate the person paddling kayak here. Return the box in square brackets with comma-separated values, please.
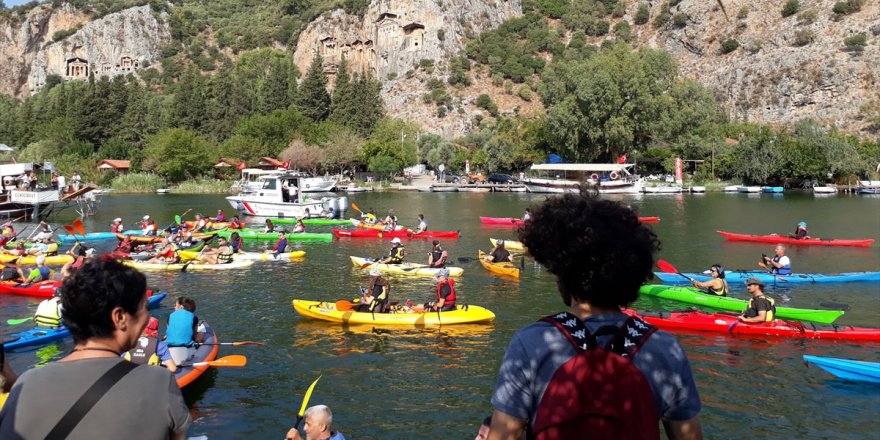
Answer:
[483, 240, 512, 263]
[758, 244, 791, 275]
[378, 238, 405, 264]
[199, 237, 234, 265]
[427, 240, 448, 268]
[788, 221, 809, 240]
[739, 277, 776, 323]
[354, 268, 390, 313]
[267, 231, 288, 257]
[691, 264, 729, 296]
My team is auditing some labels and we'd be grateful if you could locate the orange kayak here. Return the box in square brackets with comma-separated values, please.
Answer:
[478, 250, 520, 278]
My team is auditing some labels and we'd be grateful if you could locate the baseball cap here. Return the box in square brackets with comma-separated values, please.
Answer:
[142, 215, 150, 220]
[369, 268, 383, 277]
[435, 268, 450, 279]
[113, 218, 122, 222]
[798, 221, 807, 227]
[391, 237, 402, 244]
[744, 277, 765, 287]
[36, 255, 46, 265]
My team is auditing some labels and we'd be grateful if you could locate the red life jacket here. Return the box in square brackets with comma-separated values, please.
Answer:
[530, 312, 659, 440]
[436, 278, 456, 306]
[111, 223, 123, 233]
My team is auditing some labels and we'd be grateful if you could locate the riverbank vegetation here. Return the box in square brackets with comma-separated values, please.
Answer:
[0, 1, 877, 187]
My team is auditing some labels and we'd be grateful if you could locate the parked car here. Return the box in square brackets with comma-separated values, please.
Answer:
[439, 173, 467, 184]
[487, 173, 516, 184]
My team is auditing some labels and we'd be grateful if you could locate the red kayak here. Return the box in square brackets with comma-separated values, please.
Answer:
[717, 231, 874, 248]
[623, 309, 880, 342]
[480, 216, 659, 226]
[0, 280, 62, 298]
[332, 229, 460, 239]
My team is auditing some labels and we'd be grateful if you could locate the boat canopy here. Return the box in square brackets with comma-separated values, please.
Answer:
[530, 163, 634, 173]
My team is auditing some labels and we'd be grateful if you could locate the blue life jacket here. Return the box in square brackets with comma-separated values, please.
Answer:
[165, 309, 195, 347]
[772, 255, 791, 275]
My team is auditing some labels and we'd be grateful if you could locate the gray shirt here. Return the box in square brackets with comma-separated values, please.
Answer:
[492, 311, 701, 424]
[0, 358, 191, 439]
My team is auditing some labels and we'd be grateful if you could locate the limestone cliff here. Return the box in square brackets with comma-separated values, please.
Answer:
[0, 4, 169, 97]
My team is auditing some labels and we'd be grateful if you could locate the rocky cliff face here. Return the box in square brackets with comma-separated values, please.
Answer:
[0, 4, 169, 97]
[634, 0, 879, 135]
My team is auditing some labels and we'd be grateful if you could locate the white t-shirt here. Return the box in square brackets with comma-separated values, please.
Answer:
[776, 255, 790, 267]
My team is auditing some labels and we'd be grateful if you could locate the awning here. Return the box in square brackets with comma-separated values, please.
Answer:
[530, 163, 633, 172]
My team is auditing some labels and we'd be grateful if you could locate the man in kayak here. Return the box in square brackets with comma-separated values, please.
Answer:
[378, 237, 406, 264]
[285, 405, 346, 440]
[199, 237, 234, 265]
[229, 215, 244, 229]
[413, 214, 428, 234]
[739, 277, 776, 323]
[354, 268, 390, 313]
[758, 244, 791, 275]
[31, 221, 54, 242]
[488, 191, 702, 440]
[427, 240, 448, 268]
[483, 240, 512, 263]
[423, 268, 456, 312]
[362, 208, 378, 225]
[191, 213, 208, 233]
[212, 209, 226, 223]
[691, 264, 729, 296]
[123, 316, 178, 373]
[323, 206, 339, 219]
[788, 221, 809, 240]
[16, 255, 52, 285]
[110, 217, 125, 233]
[268, 231, 288, 257]
[522, 208, 532, 222]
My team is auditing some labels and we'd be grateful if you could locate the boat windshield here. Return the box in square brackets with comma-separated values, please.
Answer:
[261, 178, 277, 190]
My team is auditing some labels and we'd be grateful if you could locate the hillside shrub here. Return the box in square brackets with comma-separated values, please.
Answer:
[843, 33, 867, 52]
[793, 29, 814, 47]
[475, 94, 499, 117]
[720, 39, 740, 54]
[110, 172, 166, 193]
[635, 3, 651, 24]
[797, 10, 817, 24]
[517, 85, 532, 101]
[672, 13, 687, 28]
[782, 0, 800, 17]
[614, 22, 632, 42]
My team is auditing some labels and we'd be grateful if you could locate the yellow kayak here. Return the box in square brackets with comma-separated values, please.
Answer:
[293, 299, 495, 326]
[123, 259, 254, 271]
[489, 238, 525, 252]
[179, 250, 305, 261]
[478, 250, 520, 278]
[349, 256, 463, 277]
[350, 218, 404, 231]
[0, 254, 73, 265]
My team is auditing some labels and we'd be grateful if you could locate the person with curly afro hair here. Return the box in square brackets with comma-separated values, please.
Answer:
[487, 189, 702, 440]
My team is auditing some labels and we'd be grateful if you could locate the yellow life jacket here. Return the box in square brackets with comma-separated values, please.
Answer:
[34, 297, 62, 328]
[747, 295, 776, 322]
[123, 336, 161, 366]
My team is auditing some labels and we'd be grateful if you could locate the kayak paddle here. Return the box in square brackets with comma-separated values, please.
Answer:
[197, 341, 266, 347]
[6, 317, 31, 325]
[62, 225, 82, 247]
[294, 376, 322, 429]
[179, 355, 247, 368]
[657, 260, 695, 282]
[72, 219, 86, 236]
[350, 202, 363, 215]
[335, 300, 355, 311]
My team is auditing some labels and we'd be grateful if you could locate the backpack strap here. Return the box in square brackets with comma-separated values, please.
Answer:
[540, 312, 597, 352]
[45, 360, 139, 440]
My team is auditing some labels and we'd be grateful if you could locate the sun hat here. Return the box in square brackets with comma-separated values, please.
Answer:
[85, 248, 96, 257]
[35, 255, 46, 265]
[369, 268, 383, 277]
[143, 316, 159, 337]
[744, 277, 765, 287]
[435, 268, 450, 279]
[391, 237, 402, 244]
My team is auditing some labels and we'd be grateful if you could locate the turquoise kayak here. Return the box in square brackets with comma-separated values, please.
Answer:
[59, 230, 145, 243]
[215, 228, 333, 242]
[803, 355, 880, 383]
[3, 292, 166, 350]
[654, 271, 880, 285]
[638, 285, 844, 324]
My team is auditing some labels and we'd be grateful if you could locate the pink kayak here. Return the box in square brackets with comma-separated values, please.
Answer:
[480, 216, 659, 226]
[332, 229, 460, 239]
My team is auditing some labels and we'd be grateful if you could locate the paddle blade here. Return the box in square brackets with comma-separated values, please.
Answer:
[656, 259, 679, 274]
[350, 202, 362, 213]
[175, 215, 182, 225]
[73, 219, 85, 236]
[335, 300, 355, 311]
[200, 355, 247, 368]
[6, 317, 31, 325]
[298, 376, 322, 418]
[230, 341, 266, 346]
[63, 225, 78, 237]
[359, 262, 374, 269]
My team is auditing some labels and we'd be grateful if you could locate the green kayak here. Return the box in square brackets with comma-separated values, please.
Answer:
[264, 218, 350, 226]
[215, 228, 333, 242]
[638, 284, 844, 325]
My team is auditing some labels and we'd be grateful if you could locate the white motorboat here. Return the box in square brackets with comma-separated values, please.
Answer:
[723, 186, 739, 192]
[737, 186, 762, 193]
[812, 186, 836, 194]
[690, 186, 706, 193]
[523, 163, 644, 194]
[643, 186, 683, 194]
[227, 172, 347, 218]
[235, 168, 337, 193]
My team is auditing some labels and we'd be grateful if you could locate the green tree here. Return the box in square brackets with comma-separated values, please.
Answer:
[361, 118, 419, 175]
[143, 128, 215, 182]
[295, 54, 331, 121]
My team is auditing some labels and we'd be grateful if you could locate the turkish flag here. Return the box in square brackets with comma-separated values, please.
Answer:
[282, 160, 291, 170]
[616, 154, 627, 164]
[236, 162, 246, 170]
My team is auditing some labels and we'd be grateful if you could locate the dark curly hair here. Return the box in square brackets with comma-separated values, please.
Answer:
[518, 190, 660, 308]
[61, 258, 147, 343]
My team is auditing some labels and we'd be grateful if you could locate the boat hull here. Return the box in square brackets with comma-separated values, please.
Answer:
[227, 196, 327, 218]
[803, 355, 880, 383]
[653, 271, 880, 285]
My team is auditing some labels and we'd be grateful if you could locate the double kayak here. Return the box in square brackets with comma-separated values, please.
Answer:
[214, 229, 333, 242]
[123, 259, 255, 271]
[351, 218, 404, 230]
[0, 280, 62, 298]
[350, 256, 463, 277]
[653, 271, 880, 285]
[174, 320, 219, 388]
[717, 230, 875, 248]
[183, 220, 244, 230]
[623, 308, 880, 342]
[265, 217, 349, 226]
[179, 250, 306, 261]
[3, 293, 167, 350]
[638, 285, 845, 324]
[489, 238, 526, 252]
[803, 355, 880, 383]
[332, 229, 459, 239]
[59, 230, 145, 243]
[293, 299, 495, 325]
[480, 216, 659, 226]
[478, 251, 519, 278]
[0, 254, 73, 265]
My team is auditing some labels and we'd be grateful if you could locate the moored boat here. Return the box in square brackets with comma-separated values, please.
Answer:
[350, 256, 463, 277]
[227, 172, 347, 218]
[803, 355, 880, 383]
[293, 299, 495, 325]
[622, 308, 879, 342]
[717, 230, 874, 248]
[638, 285, 844, 324]
[523, 163, 644, 194]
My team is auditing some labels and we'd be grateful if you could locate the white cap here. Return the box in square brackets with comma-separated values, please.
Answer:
[369, 268, 383, 277]
[113, 218, 122, 222]
[142, 215, 150, 220]
[391, 237, 402, 244]
[35, 255, 46, 265]
[435, 268, 450, 279]
[85, 248, 96, 256]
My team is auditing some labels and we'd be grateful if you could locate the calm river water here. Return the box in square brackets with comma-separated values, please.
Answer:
[2, 191, 879, 439]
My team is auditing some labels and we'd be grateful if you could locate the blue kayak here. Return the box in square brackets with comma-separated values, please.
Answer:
[762, 186, 784, 193]
[58, 230, 145, 243]
[654, 271, 880, 285]
[803, 355, 880, 383]
[2, 292, 166, 350]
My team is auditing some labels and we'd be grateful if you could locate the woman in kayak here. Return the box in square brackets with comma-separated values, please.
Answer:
[354, 268, 390, 313]
[229, 232, 243, 253]
[199, 237, 234, 265]
[788, 221, 809, 240]
[264, 219, 276, 233]
[691, 264, 729, 296]
[292, 219, 306, 233]
[229, 215, 244, 229]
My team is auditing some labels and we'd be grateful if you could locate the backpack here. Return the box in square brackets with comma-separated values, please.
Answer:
[530, 312, 660, 440]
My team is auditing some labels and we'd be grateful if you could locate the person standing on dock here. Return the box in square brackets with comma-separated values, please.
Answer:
[71, 172, 82, 192]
